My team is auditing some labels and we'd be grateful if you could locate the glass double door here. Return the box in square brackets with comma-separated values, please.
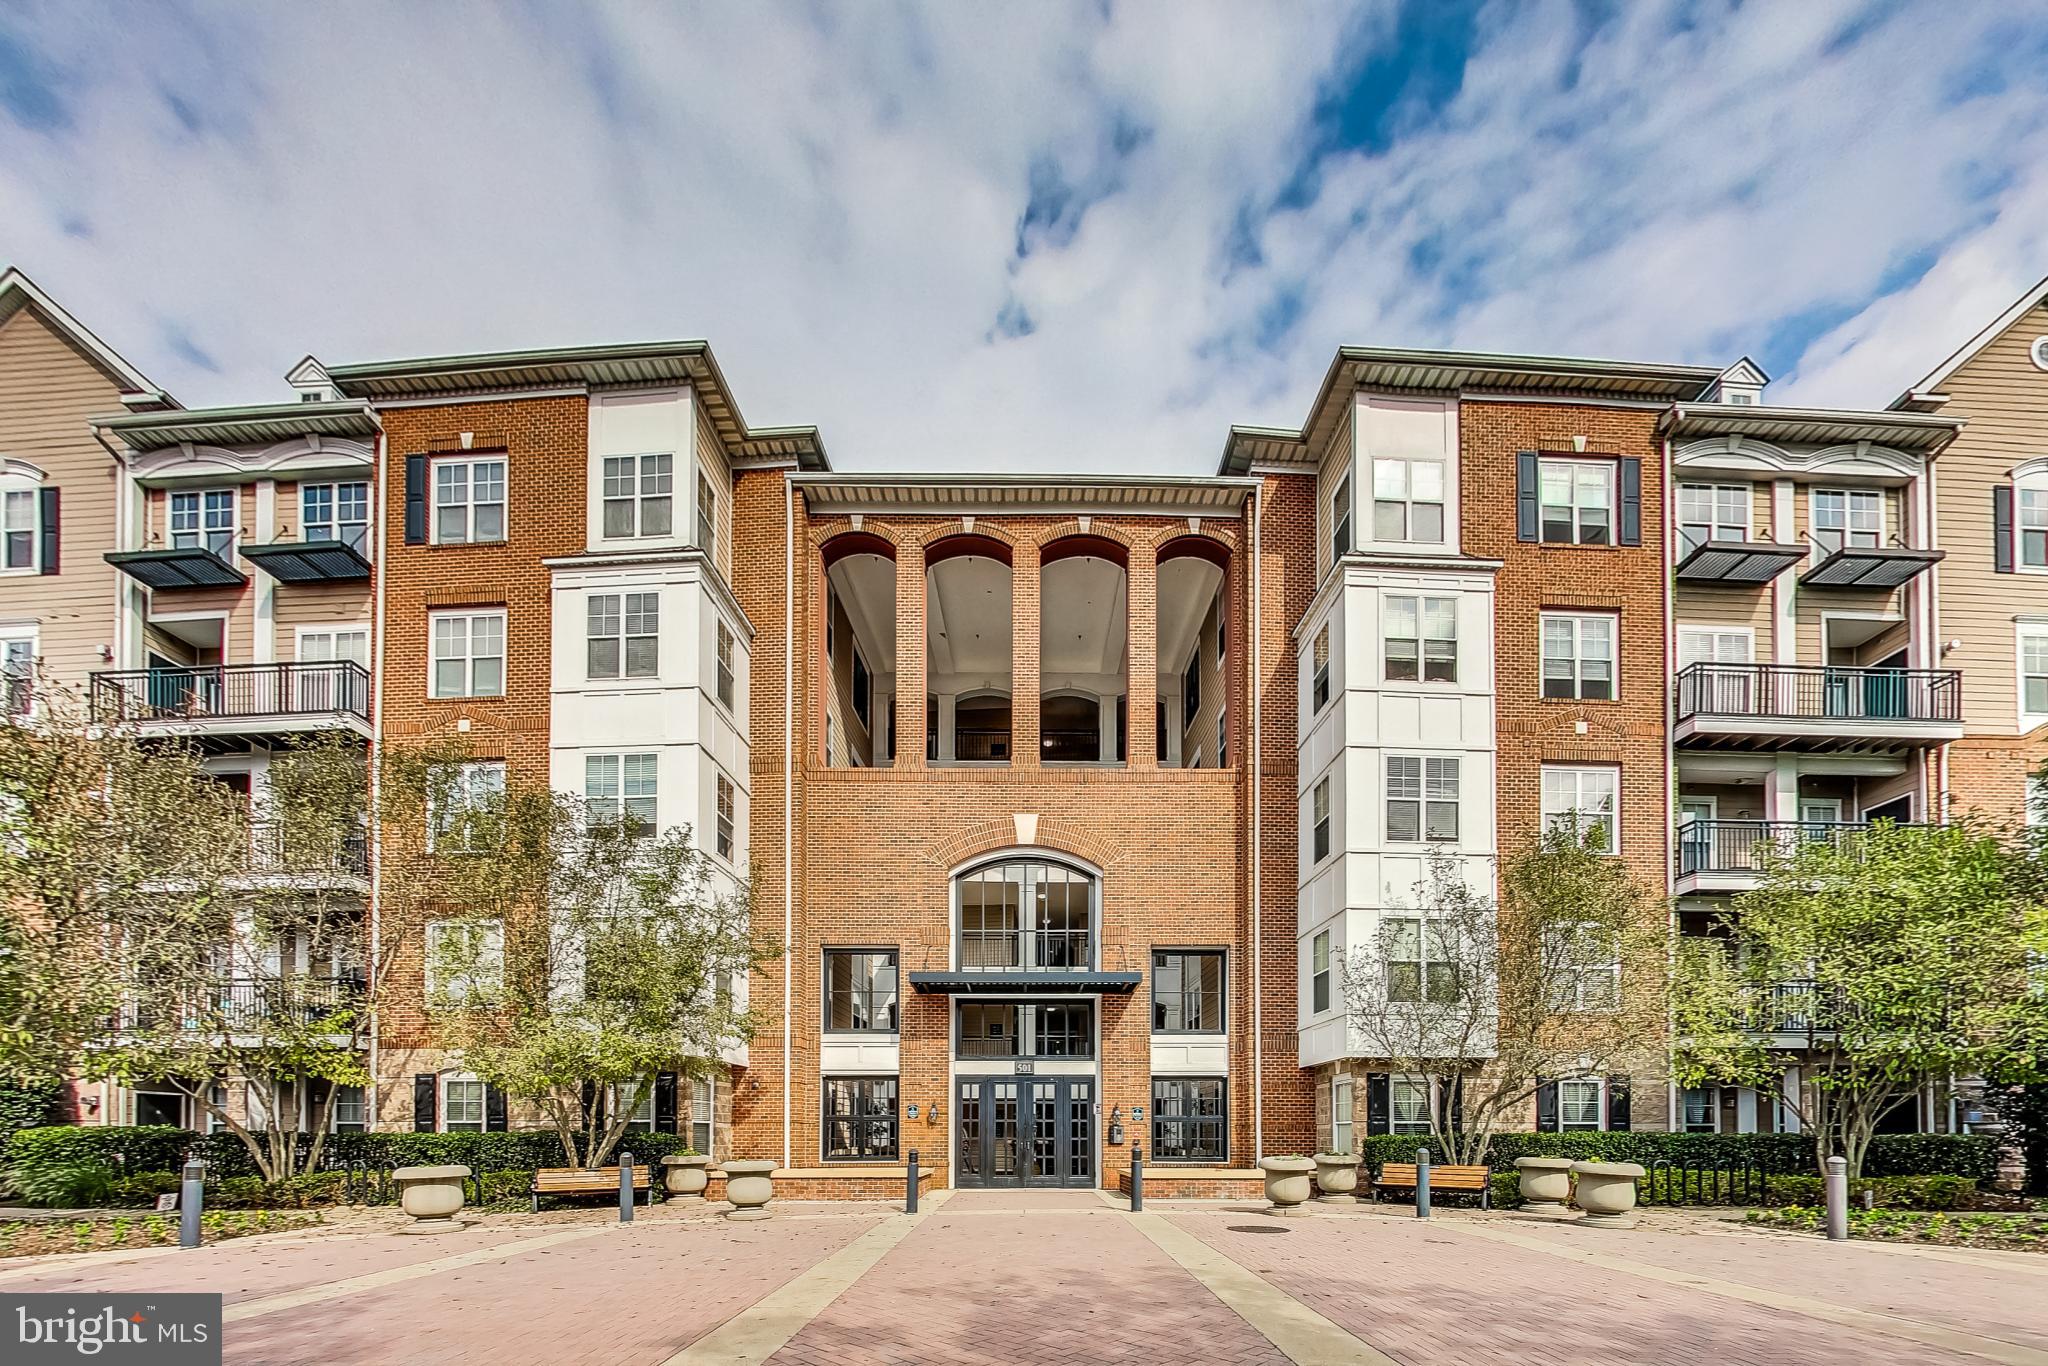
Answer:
[955, 1075, 1094, 1188]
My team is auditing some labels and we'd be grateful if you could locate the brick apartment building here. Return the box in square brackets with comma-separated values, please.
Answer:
[15, 269, 2045, 1183]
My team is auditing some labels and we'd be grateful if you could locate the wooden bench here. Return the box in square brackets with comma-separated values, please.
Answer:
[530, 1165, 653, 1211]
[1372, 1162, 1491, 1208]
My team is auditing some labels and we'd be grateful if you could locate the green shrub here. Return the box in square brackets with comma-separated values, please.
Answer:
[0, 1081, 60, 1147]
[105, 1172, 181, 1206]
[3, 1159, 114, 1208]
[1355, 1130, 1996, 1182]
[1488, 1172, 1522, 1209]
[5, 1126, 196, 1180]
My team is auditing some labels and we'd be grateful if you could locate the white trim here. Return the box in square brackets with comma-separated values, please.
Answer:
[1539, 609, 1619, 701]
[1539, 763, 1622, 856]
[2031, 337, 2048, 373]
[0, 470, 43, 577]
[293, 622, 371, 665]
[427, 453, 508, 546]
[2018, 623, 2048, 732]
[426, 607, 507, 698]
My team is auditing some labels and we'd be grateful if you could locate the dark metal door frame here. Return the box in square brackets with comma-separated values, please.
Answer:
[956, 1075, 1095, 1188]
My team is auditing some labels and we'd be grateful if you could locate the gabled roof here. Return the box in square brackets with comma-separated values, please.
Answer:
[0, 266, 173, 402]
[1891, 273, 2048, 411]
[327, 340, 830, 470]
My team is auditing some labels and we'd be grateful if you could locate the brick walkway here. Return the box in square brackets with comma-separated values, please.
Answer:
[5, 1196, 2045, 1364]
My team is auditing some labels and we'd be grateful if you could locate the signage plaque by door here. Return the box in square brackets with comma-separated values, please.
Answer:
[1015, 1061, 1035, 1075]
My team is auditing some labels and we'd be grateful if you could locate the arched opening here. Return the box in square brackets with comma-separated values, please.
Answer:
[821, 533, 897, 768]
[1040, 536, 1127, 764]
[1157, 537, 1229, 769]
[954, 855, 1096, 970]
[926, 535, 1012, 764]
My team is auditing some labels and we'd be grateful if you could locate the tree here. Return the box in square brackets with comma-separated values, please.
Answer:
[1341, 822, 1667, 1165]
[1672, 820, 2048, 1178]
[384, 743, 771, 1168]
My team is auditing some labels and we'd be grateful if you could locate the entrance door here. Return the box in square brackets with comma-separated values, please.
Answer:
[955, 1076, 1094, 1188]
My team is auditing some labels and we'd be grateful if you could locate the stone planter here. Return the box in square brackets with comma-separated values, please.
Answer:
[1312, 1153, 1360, 1204]
[1513, 1156, 1577, 1217]
[393, 1164, 471, 1234]
[662, 1153, 711, 1204]
[723, 1160, 777, 1220]
[1258, 1156, 1316, 1216]
[1569, 1161, 1646, 1228]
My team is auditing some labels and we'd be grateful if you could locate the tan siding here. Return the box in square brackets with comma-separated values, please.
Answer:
[273, 583, 373, 660]
[694, 402, 735, 585]
[1674, 588, 1774, 655]
[1312, 404, 1353, 584]
[1676, 782, 1764, 821]
[1793, 585, 1907, 665]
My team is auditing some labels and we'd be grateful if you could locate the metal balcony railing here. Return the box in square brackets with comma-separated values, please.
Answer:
[1039, 728, 1102, 762]
[1675, 819, 1926, 877]
[952, 728, 1012, 762]
[1753, 978, 1839, 1034]
[90, 661, 370, 725]
[110, 975, 367, 1033]
[1675, 663, 1961, 725]
[958, 928, 1092, 971]
[246, 820, 369, 876]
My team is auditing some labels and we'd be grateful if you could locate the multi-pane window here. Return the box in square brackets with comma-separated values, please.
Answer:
[1391, 1076, 1431, 1134]
[690, 1077, 714, 1153]
[432, 457, 506, 544]
[1540, 612, 1616, 700]
[1311, 930, 1331, 1013]
[1311, 778, 1332, 863]
[2, 636, 34, 717]
[1312, 625, 1331, 712]
[1539, 459, 1613, 544]
[1385, 756, 1459, 842]
[1216, 705, 1228, 769]
[1384, 596, 1455, 683]
[302, 481, 370, 552]
[1681, 1087, 1717, 1133]
[1152, 1077, 1226, 1162]
[442, 1077, 486, 1132]
[430, 610, 505, 697]
[1372, 456, 1446, 543]
[1677, 483, 1750, 553]
[2022, 631, 2048, 717]
[331, 1085, 368, 1133]
[1542, 765, 1620, 854]
[1331, 474, 1352, 559]
[1545, 922, 1622, 1011]
[601, 454, 674, 539]
[1559, 1078, 1603, 1131]
[715, 620, 736, 709]
[586, 753, 657, 835]
[956, 1001, 1092, 1058]
[1384, 917, 1459, 1003]
[825, 950, 898, 1032]
[822, 1077, 897, 1161]
[425, 921, 503, 1007]
[299, 627, 370, 666]
[1331, 1075, 1354, 1154]
[714, 773, 735, 860]
[427, 761, 506, 853]
[697, 472, 717, 563]
[3, 488, 34, 570]
[1152, 950, 1224, 1032]
[1811, 488, 1882, 554]
[587, 593, 658, 680]
[170, 489, 236, 556]
[2022, 486, 2048, 568]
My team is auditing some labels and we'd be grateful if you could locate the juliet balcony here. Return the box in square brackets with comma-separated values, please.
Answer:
[1674, 818, 1926, 895]
[1673, 662, 1962, 751]
[90, 661, 372, 744]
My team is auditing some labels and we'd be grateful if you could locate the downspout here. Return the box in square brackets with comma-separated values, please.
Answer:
[1250, 486, 1264, 1161]
[783, 475, 795, 1170]
[91, 427, 133, 669]
[368, 425, 388, 1121]
[1662, 429, 1680, 1132]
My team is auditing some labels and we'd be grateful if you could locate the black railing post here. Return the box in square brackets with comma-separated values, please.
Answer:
[1130, 1144, 1144, 1212]
[906, 1149, 919, 1214]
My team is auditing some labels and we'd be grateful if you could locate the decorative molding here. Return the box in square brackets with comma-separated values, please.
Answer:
[1674, 436, 1922, 480]
[130, 436, 374, 483]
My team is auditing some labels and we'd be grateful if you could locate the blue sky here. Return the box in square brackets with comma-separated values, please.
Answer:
[2, 0, 2047, 472]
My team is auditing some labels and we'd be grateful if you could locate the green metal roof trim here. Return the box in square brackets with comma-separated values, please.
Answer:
[1659, 403, 1962, 453]
[104, 547, 247, 589]
[94, 400, 378, 452]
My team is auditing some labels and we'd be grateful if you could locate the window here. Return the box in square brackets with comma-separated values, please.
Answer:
[331, 1085, 367, 1133]
[298, 627, 369, 666]
[714, 773, 735, 860]
[1312, 625, 1331, 712]
[1677, 483, 1750, 553]
[586, 592, 658, 681]
[2, 488, 34, 571]
[1559, 1078, 1603, 1131]
[427, 760, 505, 852]
[1216, 602, 1227, 666]
[1152, 1077, 1226, 1162]
[612, 1083, 656, 1132]
[441, 1077, 486, 1133]
[1384, 596, 1456, 683]
[1216, 705, 1228, 768]
[432, 457, 506, 544]
[2027, 775, 2048, 829]
[586, 753, 657, 835]
[1680, 1087, 1716, 1133]
[1384, 917, 1459, 1003]
[1542, 765, 1619, 854]
[169, 489, 236, 557]
[2, 633, 36, 717]
[690, 1077, 714, 1153]
[1811, 489, 1881, 554]
[425, 920, 503, 1007]
[1541, 612, 1616, 700]
[1390, 1076, 1431, 1134]
[825, 950, 898, 1032]
[1183, 649, 1200, 728]
[1545, 922, 1621, 1011]
[600, 453, 673, 539]
[430, 610, 505, 697]
[715, 620, 736, 710]
[852, 645, 871, 730]
[1311, 930, 1331, 1014]
[1153, 950, 1224, 1032]
[302, 481, 370, 553]
[1385, 756, 1459, 843]
[1331, 473, 1352, 559]
[697, 472, 717, 563]
[2022, 486, 2048, 568]
[2023, 631, 2048, 718]
[822, 1077, 896, 1161]
[1331, 1075, 1354, 1154]
[956, 1001, 1093, 1058]
[1311, 778, 1332, 863]
[1539, 459, 1613, 544]
[1372, 457, 1445, 543]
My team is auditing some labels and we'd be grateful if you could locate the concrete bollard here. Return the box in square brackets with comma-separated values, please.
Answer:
[906, 1149, 920, 1215]
[1130, 1145, 1144, 1213]
[619, 1152, 635, 1224]
[1825, 1155, 1848, 1241]
[179, 1160, 204, 1249]
[1416, 1147, 1432, 1220]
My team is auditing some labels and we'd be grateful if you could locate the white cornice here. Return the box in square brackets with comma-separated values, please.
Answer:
[130, 436, 375, 484]
[1674, 436, 1923, 482]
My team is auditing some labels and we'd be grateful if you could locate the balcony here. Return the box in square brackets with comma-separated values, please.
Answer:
[247, 820, 369, 883]
[1675, 819, 1924, 894]
[109, 975, 366, 1034]
[907, 929, 1140, 996]
[1674, 663, 1962, 751]
[1751, 978, 1839, 1038]
[90, 661, 371, 743]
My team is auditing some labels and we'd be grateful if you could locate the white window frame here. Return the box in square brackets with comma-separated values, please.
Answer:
[1541, 612, 1617, 701]
[1541, 764, 1620, 855]
[1370, 456, 1447, 546]
[2019, 625, 2048, 727]
[1390, 1074, 1432, 1135]
[1677, 482, 1751, 553]
[1, 627, 37, 719]
[599, 452, 675, 542]
[697, 470, 718, 564]
[1544, 921, 1622, 1012]
[1538, 458, 1614, 545]
[431, 455, 507, 545]
[1383, 595, 1456, 684]
[1330, 473, 1352, 561]
[587, 592, 659, 681]
[714, 769, 736, 862]
[715, 618, 736, 711]
[440, 1073, 487, 1133]
[2020, 476, 2048, 572]
[587, 752, 658, 836]
[169, 487, 237, 558]
[429, 609, 506, 698]
[295, 624, 371, 666]
[0, 474, 40, 575]
[1330, 1074, 1354, 1154]
[1385, 754, 1459, 844]
[1310, 929, 1331, 1014]
[1310, 776, 1332, 864]
[300, 480, 371, 555]
[1383, 916, 1460, 1004]
[1311, 624, 1331, 714]
[329, 1084, 368, 1133]
[425, 922, 503, 1009]
[427, 760, 506, 853]
[1811, 488, 1882, 555]
[1558, 1076, 1605, 1131]
[1676, 625, 1754, 671]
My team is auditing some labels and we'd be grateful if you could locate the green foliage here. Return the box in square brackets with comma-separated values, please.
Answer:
[1488, 1172, 1522, 1208]
[1746, 1205, 2048, 1247]
[4, 1125, 195, 1179]
[4, 1160, 113, 1208]
[1354, 1130, 1996, 1187]
[0, 1080, 59, 1145]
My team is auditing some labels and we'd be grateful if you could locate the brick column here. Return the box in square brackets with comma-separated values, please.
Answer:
[895, 541, 927, 770]
[1011, 539, 1041, 769]
[1127, 540, 1158, 769]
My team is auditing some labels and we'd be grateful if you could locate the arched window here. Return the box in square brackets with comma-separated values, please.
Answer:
[955, 856, 1095, 970]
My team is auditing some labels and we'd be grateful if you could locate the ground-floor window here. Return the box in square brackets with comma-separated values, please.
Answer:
[823, 1076, 898, 1161]
[1559, 1078, 1602, 1130]
[1152, 1077, 1226, 1162]
[443, 1076, 486, 1132]
[1680, 1087, 1716, 1133]
[1331, 1075, 1355, 1153]
[133, 1088, 184, 1128]
[332, 1085, 367, 1133]
[1390, 1075, 1431, 1134]
[691, 1077, 714, 1154]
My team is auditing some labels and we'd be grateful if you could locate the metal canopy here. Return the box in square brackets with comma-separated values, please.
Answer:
[239, 540, 373, 583]
[104, 547, 246, 589]
[907, 971, 1142, 995]
[1674, 540, 1807, 585]
[1798, 546, 1944, 590]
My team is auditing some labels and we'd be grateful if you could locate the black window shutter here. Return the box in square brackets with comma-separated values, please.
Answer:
[655, 1073, 678, 1133]
[37, 487, 58, 575]
[1535, 1079, 1559, 1132]
[485, 1083, 508, 1132]
[1605, 1075, 1631, 1132]
[1994, 486, 2015, 574]
[1618, 458, 1642, 546]
[1365, 1073, 1390, 1135]
[404, 454, 428, 545]
[413, 1074, 436, 1132]
[1516, 452, 1539, 542]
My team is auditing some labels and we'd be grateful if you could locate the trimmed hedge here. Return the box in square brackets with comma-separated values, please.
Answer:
[1351, 1131, 1997, 1181]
